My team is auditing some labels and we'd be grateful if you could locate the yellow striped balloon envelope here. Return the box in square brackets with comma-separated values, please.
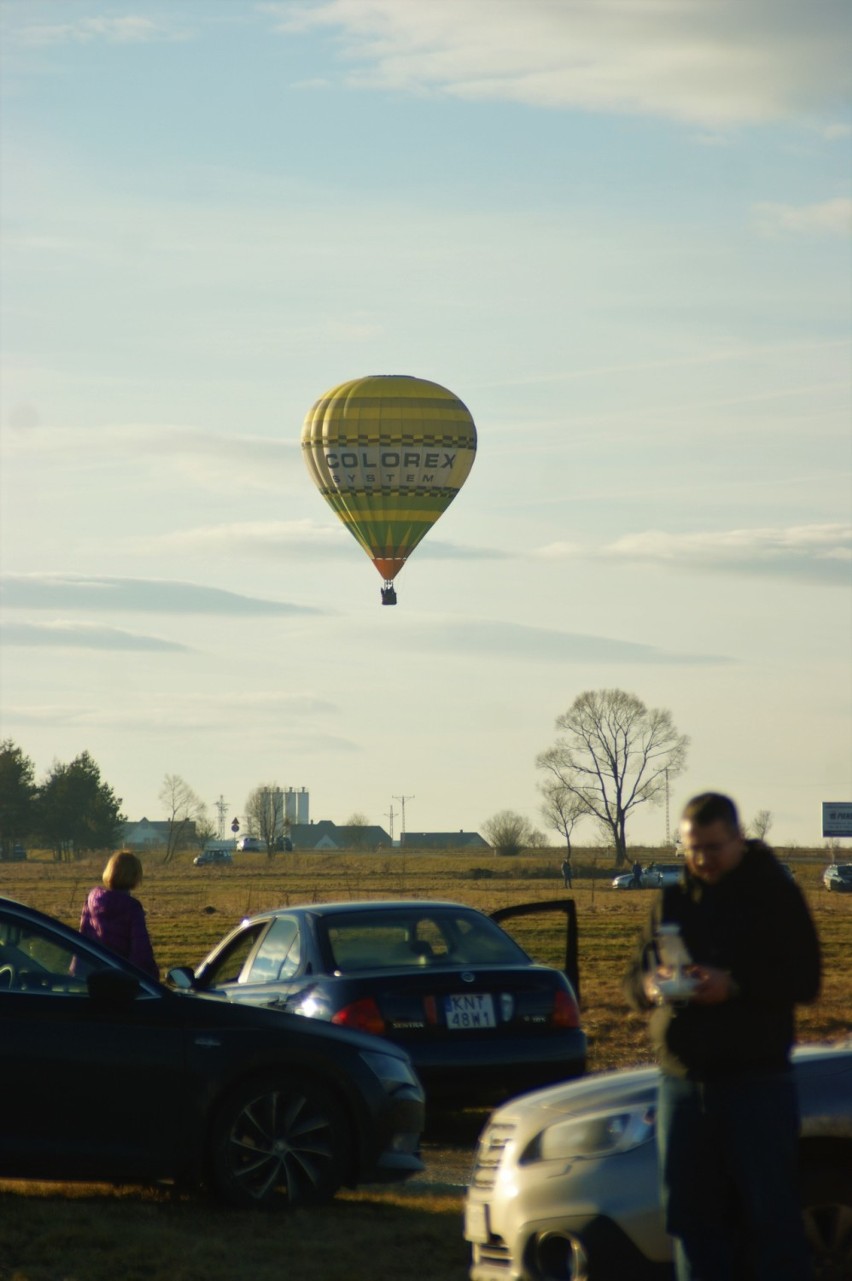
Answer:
[301, 375, 477, 604]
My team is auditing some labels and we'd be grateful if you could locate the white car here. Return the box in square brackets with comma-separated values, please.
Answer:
[823, 863, 852, 892]
[236, 835, 264, 852]
[611, 863, 683, 890]
[464, 1043, 852, 1281]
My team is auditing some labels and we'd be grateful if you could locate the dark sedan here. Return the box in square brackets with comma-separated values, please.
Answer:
[0, 896, 424, 1205]
[171, 899, 586, 1104]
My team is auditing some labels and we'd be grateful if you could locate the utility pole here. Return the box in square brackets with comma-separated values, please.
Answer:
[386, 804, 395, 842]
[665, 768, 671, 847]
[215, 795, 228, 839]
[393, 795, 414, 842]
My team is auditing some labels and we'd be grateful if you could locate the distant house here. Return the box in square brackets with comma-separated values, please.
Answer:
[288, 820, 392, 851]
[400, 831, 489, 850]
[121, 818, 198, 849]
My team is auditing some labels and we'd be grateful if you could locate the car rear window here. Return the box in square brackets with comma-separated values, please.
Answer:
[323, 910, 528, 971]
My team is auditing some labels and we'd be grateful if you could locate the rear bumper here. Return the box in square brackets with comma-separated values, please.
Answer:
[411, 1032, 587, 1102]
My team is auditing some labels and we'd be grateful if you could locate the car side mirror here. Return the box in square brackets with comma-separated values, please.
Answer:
[166, 965, 198, 991]
[87, 969, 143, 1004]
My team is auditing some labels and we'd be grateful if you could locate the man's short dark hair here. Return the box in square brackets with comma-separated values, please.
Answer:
[681, 792, 740, 833]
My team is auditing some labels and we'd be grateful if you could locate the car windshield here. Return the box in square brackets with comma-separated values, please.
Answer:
[323, 909, 528, 971]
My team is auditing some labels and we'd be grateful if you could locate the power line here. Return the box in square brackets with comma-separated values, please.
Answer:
[393, 795, 415, 840]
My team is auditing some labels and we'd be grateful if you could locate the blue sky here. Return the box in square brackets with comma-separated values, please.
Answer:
[1, 0, 850, 847]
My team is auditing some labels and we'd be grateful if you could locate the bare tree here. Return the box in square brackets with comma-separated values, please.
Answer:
[536, 689, 689, 867]
[342, 813, 372, 849]
[750, 809, 773, 841]
[539, 780, 589, 855]
[245, 784, 286, 856]
[159, 774, 206, 864]
[482, 810, 535, 856]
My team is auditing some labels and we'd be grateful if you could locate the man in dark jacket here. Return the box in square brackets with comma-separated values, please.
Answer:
[624, 792, 820, 1281]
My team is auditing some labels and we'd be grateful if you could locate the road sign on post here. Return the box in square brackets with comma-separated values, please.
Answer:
[822, 803, 852, 838]
[231, 817, 240, 834]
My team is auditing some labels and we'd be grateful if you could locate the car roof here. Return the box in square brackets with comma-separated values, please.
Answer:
[246, 899, 487, 921]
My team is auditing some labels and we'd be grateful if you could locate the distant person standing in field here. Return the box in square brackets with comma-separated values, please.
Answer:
[623, 792, 821, 1281]
[79, 851, 159, 979]
[561, 855, 573, 888]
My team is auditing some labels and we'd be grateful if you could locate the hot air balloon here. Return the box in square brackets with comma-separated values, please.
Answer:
[301, 375, 477, 604]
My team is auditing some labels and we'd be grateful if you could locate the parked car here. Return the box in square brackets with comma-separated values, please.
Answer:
[611, 863, 684, 890]
[193, 847, 233, 867]
[464, 1042, 852, 1281]
[823, 863, 852, 892]
[171, 899, 586, 1104]
[237, 836, 264, 853]
[0, 895, 424, 1205]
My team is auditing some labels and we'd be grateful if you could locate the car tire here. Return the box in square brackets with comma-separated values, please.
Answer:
[800, 1158, 852, 1279]
[208, 1072, 350, 1208]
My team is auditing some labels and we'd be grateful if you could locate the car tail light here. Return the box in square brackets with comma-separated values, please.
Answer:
[331, 997, 387, 1035]
[550, 988, 581, 1028]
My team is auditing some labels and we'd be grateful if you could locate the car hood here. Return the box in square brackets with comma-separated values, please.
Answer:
[485, 1042, 852, 1128]
[490, 1063, 660, 1126]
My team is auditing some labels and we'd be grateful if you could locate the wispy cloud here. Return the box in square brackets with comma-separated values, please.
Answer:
[4, 690, 357, 749]
[3, 424, 298, 495]
[537, 523, 852, 586]
[375, 618, 728, 666]
[265, 0, 852, 127]
[753, 197, 852, 236]
[14, 15, 190, 46]
[0, 621, 189, 652]
[153, 520, 350, 559]
[0, 574, 322, 616]
[5, 688, 338, 726]
[152, 521, 506, 562]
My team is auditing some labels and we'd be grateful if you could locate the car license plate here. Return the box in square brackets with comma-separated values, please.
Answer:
[464, 1199, 490, 1243]
[445, 993, 496, 1029]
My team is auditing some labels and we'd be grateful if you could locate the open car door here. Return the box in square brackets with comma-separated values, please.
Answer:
[490, 899, 580, 1005]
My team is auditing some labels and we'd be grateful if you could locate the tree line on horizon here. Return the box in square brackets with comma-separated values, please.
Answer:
[1, 689, 706, 866]
[0, 740, 124, 860]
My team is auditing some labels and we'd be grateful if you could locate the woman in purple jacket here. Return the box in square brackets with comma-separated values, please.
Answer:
[79, 851, 159, 979]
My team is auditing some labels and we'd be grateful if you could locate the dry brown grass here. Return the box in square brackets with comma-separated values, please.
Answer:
[4, 844, 845, 1071]
[0, 847, 848, 1281]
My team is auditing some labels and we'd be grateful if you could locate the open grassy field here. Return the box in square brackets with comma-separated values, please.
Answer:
[1, 847, 849, 1281]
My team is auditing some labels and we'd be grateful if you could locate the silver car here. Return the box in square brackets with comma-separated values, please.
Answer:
[824, 863, 852, 892]
[464, 1043, 852, 1281]
[611, 863, 684, 891]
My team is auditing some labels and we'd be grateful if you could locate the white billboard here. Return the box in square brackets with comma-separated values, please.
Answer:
[822, 802, 852, 838]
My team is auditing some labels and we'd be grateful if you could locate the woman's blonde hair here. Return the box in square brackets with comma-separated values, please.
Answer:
[103, 850, 143, 892]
